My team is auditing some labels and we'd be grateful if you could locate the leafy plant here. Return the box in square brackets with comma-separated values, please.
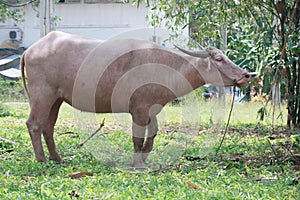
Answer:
[291, 134, 300, 143]
[0, 1, 25, 22]
[0, 102, 13, 117]
[0, 78, 25, 101]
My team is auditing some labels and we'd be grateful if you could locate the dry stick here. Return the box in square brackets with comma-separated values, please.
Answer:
[215, 85, 237, 156]
[267, 139, 285, 173]
[0, 137, 16, 145]
[288, 145, 300, 163]
[57, 131, 78, 136]
[253, 177, 278, 182]
[78, 118, 105, 148]
[0, 148, 15, 153]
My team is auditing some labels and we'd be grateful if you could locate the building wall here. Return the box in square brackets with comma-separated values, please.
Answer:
[54, 3, 149, 39]
[0, 2, 188, 48]
[0, 2, 150, 47]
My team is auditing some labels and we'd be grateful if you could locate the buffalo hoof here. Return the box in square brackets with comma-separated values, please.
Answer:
[36, 156, 47, 163]
[49, 155, 63, 164]
[132, 153, 146, 169]
[131, 160, 146, 169]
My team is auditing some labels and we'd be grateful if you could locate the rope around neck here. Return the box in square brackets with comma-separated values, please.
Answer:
[215, 84, 237, 156]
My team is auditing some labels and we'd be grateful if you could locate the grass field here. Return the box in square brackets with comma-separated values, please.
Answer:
[0, 96, 299, 199]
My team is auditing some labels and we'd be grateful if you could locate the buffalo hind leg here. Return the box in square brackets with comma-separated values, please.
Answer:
[42, 99, 63, 163]
[26, 115, 46, 162]
[141, 116, 158, 162]
[26, 92, 58, 162]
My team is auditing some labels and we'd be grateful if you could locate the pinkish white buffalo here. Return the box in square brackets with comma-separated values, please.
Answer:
[21, 31, 253, 167]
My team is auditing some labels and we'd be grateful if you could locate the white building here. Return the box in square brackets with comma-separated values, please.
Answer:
[0, 0, 171, 48]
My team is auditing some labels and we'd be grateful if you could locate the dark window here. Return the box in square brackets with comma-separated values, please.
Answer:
[58, 0, 81, 3]
[84, 0, 127, 3]
[58, 0, 128, 3]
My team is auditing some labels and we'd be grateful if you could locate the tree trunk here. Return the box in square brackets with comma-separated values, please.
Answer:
[297, 57, 300, 125]
[291, 59, 297, 126]
[271, 82, 281, 106]
[295, 3, 300, 126]
[290, 1, 300, 127]
[295, 58, 300, 126]
[216, 24, 227, 109]
[282, 0, 299, 128]
[286, 65, 292, 128]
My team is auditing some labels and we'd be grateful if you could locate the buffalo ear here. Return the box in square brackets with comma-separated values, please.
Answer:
[174, 45, 210, 58]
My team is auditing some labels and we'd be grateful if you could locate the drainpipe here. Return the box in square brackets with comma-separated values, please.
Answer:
[40, 0, 55, 38]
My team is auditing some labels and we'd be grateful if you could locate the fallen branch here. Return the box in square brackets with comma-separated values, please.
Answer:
[186, 181, 202, 191]
[78, 118, 105, 148]
[267, 139, 285, 173]
[57, 131, 78, 136]
[67, 171, 93, 179]
[253, 177, 278, 182]
[0, 137, 16, 145]
[0, 148, 15, 153]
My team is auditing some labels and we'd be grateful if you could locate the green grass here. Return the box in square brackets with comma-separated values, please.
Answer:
[0, 96, 299, 199]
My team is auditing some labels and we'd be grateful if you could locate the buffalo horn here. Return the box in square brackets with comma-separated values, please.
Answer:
[174, 45, 210, 58]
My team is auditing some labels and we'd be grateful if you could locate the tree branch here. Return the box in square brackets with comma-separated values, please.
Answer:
[0, 137, 16, 145]
[78, 118, 105, 148]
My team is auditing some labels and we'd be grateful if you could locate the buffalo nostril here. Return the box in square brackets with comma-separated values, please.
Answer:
[245, 74, 250, 79]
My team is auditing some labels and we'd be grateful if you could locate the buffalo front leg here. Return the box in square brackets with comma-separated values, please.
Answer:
[132, 122, 147, 168]
[42, 99, 63, 163]
[142, 116, 158, 162]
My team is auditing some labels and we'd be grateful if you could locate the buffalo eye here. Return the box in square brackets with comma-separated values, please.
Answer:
[215, 56, 223, 62]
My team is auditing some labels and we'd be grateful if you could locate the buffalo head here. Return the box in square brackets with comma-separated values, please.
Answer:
[175, 45, 255, 88]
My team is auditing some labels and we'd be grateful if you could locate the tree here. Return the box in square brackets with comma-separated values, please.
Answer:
[0, 0, 37, 22]
[132, 0, 300, 128]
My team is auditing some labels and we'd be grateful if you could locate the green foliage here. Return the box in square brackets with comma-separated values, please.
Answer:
[257, 106, 267, 121]
[193, 87, 205, 97]
[0, 2, 24, 22]
[291, 134, 300, 143]
[0, 77, 26, 117]
[0, 103, 13, 117]
[132, 0, 300, 127]
[0, 77, 25, 101]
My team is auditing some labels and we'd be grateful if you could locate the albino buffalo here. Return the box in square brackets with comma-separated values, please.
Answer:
[21, 31, 253, 167]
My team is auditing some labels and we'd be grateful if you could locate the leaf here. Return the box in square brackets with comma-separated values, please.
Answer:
[291, 46, 300, 53]
[257, 107, 266, 121]
[292, 177, 299, 185]
[291, 135, 300, 142]
[67, 171, 93, 179]
[187, 181, 202, 191]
